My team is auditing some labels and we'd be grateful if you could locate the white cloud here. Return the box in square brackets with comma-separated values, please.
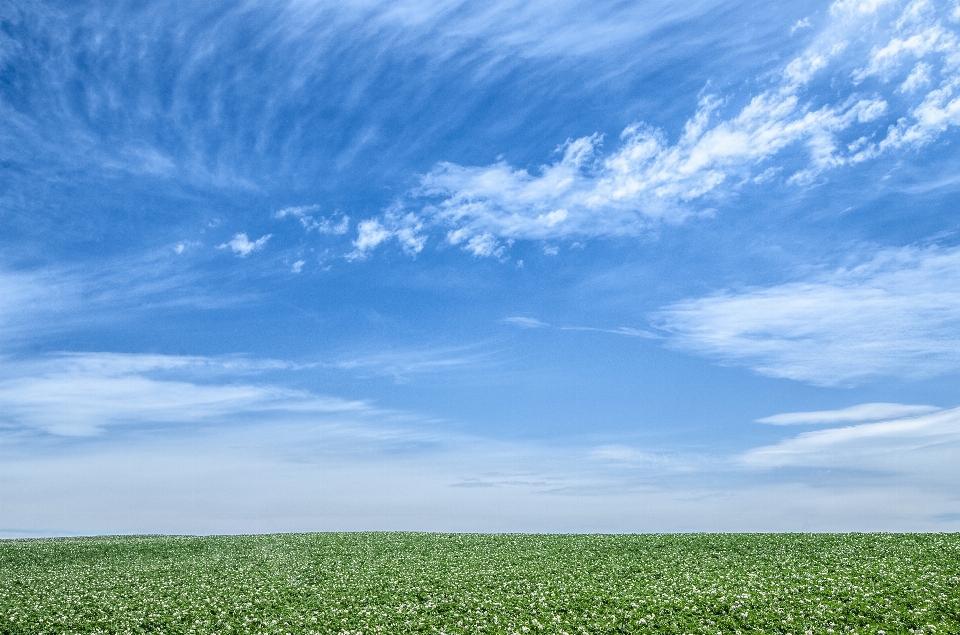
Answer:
[0, 269, 69, 346]
[348, 213, 426, 260]
[502, 316, 661, 338]
[287, 0, 731, 61]
[352, 219, 392, 254]
[0, 353, 369, 436]
[502, 316, 549, 328]
[3, 0, 740, 202]
[275, 204, 320, 220]
[588, 444, 670, 467]
[275, 205, 350, 235]
[657, 244, 960, 385]
[340, 0, 960, 257]
[219, 233, 272, 257]
[464, 233, 504, 258]
[828, 0, 890, 15]
[901, 60, 934, 91]
[2, 354, 959, 534]
[790, 17, 812, 34]
[417, 88, 889, 253]
[291, 259, 305, 273]
[858, 1, 960, 150]
[172, 240, 201, 255]
[559, 325, 662, 339]
[0, 258, 245, 353]
[332, 345, 493, 381]
[741, 405, 960, 479]
[756, 402, 942, 425]
[6, 410, 958, 534]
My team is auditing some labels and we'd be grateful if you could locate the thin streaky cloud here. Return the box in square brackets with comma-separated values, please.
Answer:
[0, 256, 257, 351]
[34, 351, 312, 376]
[502, 316, 549, 328]
[656, 244, 960, 385]
[285, 0, 730, 61]
[757, 402, 943, 425]
[587, 444, 674, 469]
[741, 406, 960, 480]
[332, 344, 496, 381]
[0, 353, 384, 437]
[502, 317, 661, 338]
[559, 325, 662, 339]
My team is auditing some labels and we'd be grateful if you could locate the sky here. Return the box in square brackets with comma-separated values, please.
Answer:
[3, 0, 960, 536]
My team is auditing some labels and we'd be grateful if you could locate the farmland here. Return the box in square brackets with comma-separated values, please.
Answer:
[1, 533, 958, 635]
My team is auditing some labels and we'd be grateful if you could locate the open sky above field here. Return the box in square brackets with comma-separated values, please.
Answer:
[3, 0, 960, 535]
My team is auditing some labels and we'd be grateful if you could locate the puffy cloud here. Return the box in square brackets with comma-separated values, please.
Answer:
[351, 0, 960, 257]
[790, 17, 812, 34]
[275, 205, 350, 235]
[656, 244, 960, 385]
[353, 219, 393, 254]
[861, 0, 960, 150]
[347, 212, 426, 260]
[219, 233, 272, 257]
[900, 61, 934, 91]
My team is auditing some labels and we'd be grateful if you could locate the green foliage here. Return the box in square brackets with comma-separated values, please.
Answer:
[1, 533, 958, 634]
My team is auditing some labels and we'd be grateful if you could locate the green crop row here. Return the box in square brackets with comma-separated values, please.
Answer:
[1, 533, 958, 634]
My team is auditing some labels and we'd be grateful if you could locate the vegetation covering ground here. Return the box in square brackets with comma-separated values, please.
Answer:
[1, 533, 958, 635]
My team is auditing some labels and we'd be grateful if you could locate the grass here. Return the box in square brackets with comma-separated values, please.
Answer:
[1, 533, 958, 634]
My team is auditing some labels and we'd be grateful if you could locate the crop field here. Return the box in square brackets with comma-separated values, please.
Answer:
[1, 533, 958, 635]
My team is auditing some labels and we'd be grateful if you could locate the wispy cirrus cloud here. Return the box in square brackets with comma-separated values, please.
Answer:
[741, 405, 960, 481]
[559, 325, 661, 339]
[756, 402, 942, 425]
[656, 243, 960, 385]
[501, 316, 549, 328]
[350, 0, 960, 257]
[285, 0, 729, 61]
[332, 345, 495, 382]
[502, 316, 660, 338]
[3, 355, 959, 533]
[0, 353, 370, 437]
[587, 444, 675, 469]
[1, 0, 725, 203]
[0, 255, 254, 352]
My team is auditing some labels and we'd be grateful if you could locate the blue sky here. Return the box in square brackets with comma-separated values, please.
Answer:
[3, 0, 960, 535]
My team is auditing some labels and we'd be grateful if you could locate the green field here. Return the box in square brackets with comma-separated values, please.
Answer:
[1, 533, 958, 635]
